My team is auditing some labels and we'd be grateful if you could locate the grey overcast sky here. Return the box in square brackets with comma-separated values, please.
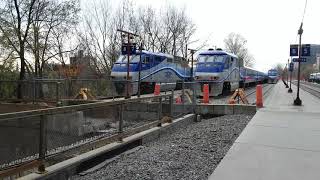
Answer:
[84, 0, 319, 72]
[132, 0, 319, 72]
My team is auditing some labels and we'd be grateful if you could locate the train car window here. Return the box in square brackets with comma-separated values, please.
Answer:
[167, 58, 173, 63]
[143, 56, 150, 64]
[224, 57, 230, 69]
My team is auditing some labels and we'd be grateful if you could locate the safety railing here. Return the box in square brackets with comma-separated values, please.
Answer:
[0, 92, 181, 177]
[0, 78, 116, 102]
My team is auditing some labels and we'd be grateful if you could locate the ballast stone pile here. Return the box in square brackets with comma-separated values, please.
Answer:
[72, 114, 253, 180]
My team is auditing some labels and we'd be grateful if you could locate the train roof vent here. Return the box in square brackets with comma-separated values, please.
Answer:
[216, 48, 223, 51]
[208, 48, 214, 51]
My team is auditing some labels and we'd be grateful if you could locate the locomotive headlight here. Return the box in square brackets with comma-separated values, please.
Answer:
[210, 76, 219, 80]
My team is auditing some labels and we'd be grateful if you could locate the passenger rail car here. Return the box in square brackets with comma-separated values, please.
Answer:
[111, 50, 190, 96]
[309, 73, 320, 83]
[267, 69, 279, 84]
[241, 67, 268, 86]
[194, 49, 266, 96]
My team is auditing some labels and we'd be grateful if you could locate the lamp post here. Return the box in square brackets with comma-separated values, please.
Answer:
[288, 58, 293, 93]
[284, 63, 289, 88]
[294, 23, 303, 106]
[286, 59, 289, 86]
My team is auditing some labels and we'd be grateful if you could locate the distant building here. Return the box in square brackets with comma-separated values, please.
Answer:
[44, 50, 107, 79]
[305, 44, 320, 64]
[69, 50, 101, 79]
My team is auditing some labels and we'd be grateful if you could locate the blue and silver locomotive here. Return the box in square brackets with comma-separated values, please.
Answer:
[267, 69, 278, 84]
[194, 48, 267, 96]
[111, 50, 190, 96]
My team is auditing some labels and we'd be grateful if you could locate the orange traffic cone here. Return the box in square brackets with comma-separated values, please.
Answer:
[176, 96, 182, 104]
[154, 83, 160, 95]
[203, 84, 209, 104]
[256, 85, 263, 108]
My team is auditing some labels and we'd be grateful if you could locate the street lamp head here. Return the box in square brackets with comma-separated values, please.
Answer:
[298, 22, 303, 35]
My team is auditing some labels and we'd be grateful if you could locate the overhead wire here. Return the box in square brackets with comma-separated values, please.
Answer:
[291, 0, 308, 46]
[301, 0, 308, 23]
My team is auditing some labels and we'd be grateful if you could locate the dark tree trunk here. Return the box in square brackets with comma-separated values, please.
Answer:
[17, 49, 26, 99]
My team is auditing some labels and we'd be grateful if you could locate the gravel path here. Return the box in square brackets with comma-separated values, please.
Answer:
[72, 114, 253, 180]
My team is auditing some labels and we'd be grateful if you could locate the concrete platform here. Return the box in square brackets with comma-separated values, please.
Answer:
[209, 82, 320, 180]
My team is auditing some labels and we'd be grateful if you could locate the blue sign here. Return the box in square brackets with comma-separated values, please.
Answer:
[290, 45, 298, 56]
[121, 43, 137, 55]
[290, 44, 311, 57]
[302, 44, 311, 56]
[289, 62, 294, 71]
[292, 58, 307, 62]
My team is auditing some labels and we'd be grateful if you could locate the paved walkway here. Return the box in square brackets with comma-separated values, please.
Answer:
[209, 82, 320, 180]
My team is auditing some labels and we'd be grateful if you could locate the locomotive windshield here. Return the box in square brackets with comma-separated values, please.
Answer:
[197, 55, 226, 63]
[116, 55, 140, 63]
[268, 70, 277, 76]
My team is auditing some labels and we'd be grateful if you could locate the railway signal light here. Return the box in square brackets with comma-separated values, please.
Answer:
[117, 29, 139, 99]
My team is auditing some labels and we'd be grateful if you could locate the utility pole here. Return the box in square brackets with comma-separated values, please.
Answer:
[294, 23, 303, 106]
[188, 48, 197, 81]
[288, 58, 293, 93]
[117, 29, 139, 99]
[138, 43, 143, 97]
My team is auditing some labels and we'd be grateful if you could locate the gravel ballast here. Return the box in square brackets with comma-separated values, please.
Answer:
[72, 114, 253, 180]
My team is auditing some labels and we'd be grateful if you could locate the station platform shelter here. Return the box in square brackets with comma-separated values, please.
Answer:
[210, 82, 320, 180]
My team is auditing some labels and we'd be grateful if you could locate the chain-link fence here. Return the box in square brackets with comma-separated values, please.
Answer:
[0, 79, 217, 177]
[0, 78, 116, 102]
[0, 92, 188, 176]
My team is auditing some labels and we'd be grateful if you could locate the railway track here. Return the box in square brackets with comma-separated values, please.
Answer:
[294, 81, 320, 98]
[210, 83, 274, 104]
[246, 84, 274, 97]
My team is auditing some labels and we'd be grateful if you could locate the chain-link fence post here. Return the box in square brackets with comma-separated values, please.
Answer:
[170, 90, 174, 118]
[118, 104, 124, 142]
[56, 82, 60, 104]
[192, 83, 196, 114]
[38, 115, 47, 173]
[33, 79, 36, 104]
[182, 80, 185, 114]
[157, 97, 162, 127]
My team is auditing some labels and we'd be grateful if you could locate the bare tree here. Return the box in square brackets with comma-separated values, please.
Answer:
[26, 0, 80, 79]
[0, 0, 36, 98]
[273, 63, 284, 77]
[224, 32, 255, 67]
[79, 0, 127, 75]
[79, 0, 197, 75]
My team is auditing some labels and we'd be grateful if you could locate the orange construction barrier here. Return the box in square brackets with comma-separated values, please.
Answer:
[154, 83, 160, 95]
[256, 85, 263, 108]
[203, 84, 209, 104]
